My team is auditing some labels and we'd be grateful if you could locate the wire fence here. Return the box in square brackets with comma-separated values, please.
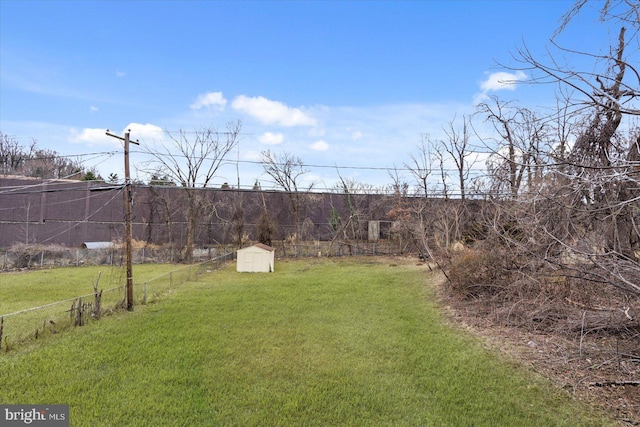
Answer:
[0, 252, 235, 353]
[274, 240, 413, 258]
[2, 240, 410, 271]
[1, 246, 226, 270]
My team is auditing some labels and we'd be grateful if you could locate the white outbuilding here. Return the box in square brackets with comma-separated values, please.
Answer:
[236, 243, 275, 273]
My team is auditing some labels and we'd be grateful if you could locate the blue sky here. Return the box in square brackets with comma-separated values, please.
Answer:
[0, 0, 608, 191]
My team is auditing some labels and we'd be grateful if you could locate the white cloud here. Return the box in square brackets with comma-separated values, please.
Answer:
[480, 71, 527, 92]
[69, 128, 114, 146]
[474, 71, 528, 104]
[310, 140, 329, 151]
[231, 95, 317, 127]
[242, 150, 262, 162]
[259, 132, 284, 145]
[89, 106, 98, 113]
[125, 123, 164, 140]
[351, 131, 363, 140]
[116, 70, 126, 78]
[70, 123, 164, 147]
[190, 91, 227, 111]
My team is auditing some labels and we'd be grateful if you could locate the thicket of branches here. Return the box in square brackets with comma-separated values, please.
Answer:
[0, 132, 88, 180]
[391, 1, 640, 366]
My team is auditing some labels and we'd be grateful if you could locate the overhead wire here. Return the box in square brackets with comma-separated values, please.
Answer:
[0, 185, 124, 213]
[40, 187, 126, 244]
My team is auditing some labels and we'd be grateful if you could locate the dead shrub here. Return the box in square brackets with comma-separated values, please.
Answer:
[446, 248, 507, 298]
[9, 243, 71, 268]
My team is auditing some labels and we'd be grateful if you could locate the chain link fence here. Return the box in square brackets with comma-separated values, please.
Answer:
[1, 245, 229, 270]
[0, 252, 234, 353]
[284, 240, 411, 257]
[2, 240, 409, 271]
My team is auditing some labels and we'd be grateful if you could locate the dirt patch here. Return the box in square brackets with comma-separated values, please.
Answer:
[437, 280, 640, 426]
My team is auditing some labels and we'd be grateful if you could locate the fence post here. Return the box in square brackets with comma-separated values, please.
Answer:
[40, 251, 44, 268]
[75, 297, 83, 327]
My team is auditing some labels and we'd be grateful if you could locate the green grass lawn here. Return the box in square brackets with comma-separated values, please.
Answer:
[0, 264, 181, 315]
[0, 258, 612, 426]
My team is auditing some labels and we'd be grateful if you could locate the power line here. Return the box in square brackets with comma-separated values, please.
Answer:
[14, 151, 119, 161]
[0, 183, 122, 196]
[0, 185, 123, 214]
[39, 187, 125, 244]
[129, 150, 491, 174]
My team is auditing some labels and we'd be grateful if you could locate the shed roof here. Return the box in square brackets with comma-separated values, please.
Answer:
[238, 243, 275, 252]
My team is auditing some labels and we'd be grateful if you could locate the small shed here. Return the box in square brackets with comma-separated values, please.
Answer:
[236, 243, 275, 273]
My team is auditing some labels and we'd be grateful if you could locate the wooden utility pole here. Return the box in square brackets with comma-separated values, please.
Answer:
[106, 129, 139, 311]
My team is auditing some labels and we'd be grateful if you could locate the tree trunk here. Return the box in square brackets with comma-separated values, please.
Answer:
[183, 190, 196, 263]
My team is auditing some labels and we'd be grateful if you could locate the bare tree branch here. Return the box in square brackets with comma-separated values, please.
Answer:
[138, 121, 242, 262]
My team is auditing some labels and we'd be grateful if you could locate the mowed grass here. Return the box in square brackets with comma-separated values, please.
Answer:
[0, 264, 180, 314]
[0, 258, 611, 426]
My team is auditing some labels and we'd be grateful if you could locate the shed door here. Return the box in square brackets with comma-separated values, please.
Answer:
[245, 253, 258, 271]
[243, 251, 267, 272]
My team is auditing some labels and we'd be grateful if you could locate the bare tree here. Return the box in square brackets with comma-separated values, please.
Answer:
[386, 166, 416, 253]
[440, 115, 476, 200]
[260, 150, 315, 240]
[0, 133, 28, 175]
[518, 8, 640, 266]
[230, 193, 247, 248]
[24, 148, 83, 179]
[326, 173, 374, 254]
[405, 135, 433, 197]
[432, 145, 450, 200]
[255, 192, 277, 247]
[0, 133, 83, 179]
[458, 2, 640, 327]
[519, 1, 640, 118]
[549, 88, 582, 171]
[385, 2, 640, 387]
[139, 121, 242, 262]
[476, 98, 549, 199]
[387, 165, 409, 196]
